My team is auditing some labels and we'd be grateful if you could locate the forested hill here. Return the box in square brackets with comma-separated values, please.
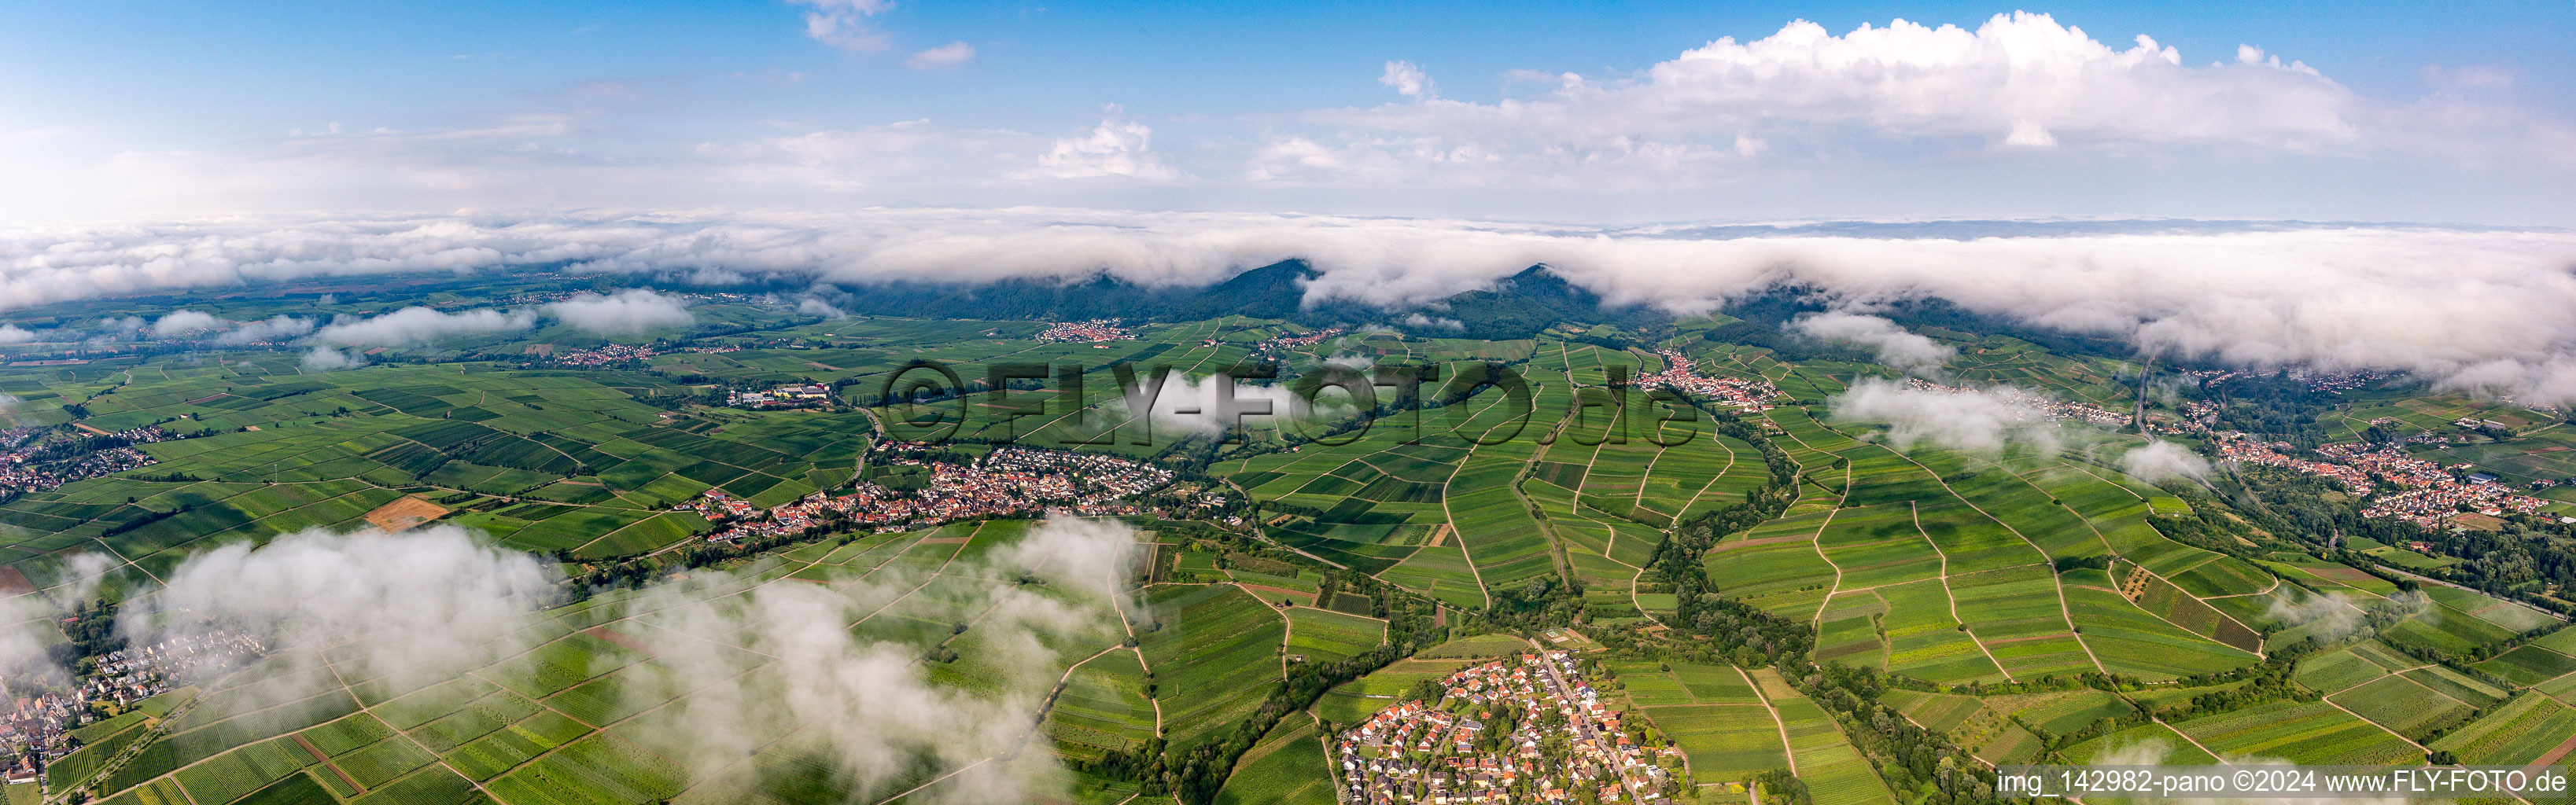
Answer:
[824, 260, 1674, 341]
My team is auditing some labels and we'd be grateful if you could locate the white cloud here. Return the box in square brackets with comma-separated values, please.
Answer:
[1789, 311, 1954, 375]
[118, 526, 557, 718]
[1380, 61, 1433, 100]
[11, 210, 2576, 403]
[793, 0, 896, 53]
[1400, 312, 1464, 332]
[1305, 14, 2352, 161]
[1255, 13, 2570, 189]
[0, 555, 111, 686]
[1829, 377, 2066, 454]
[544, 289, 695, 335]
[149, 309, 220, 337]
[2119, 439, 2212, 485]
[300, 346, 366, 372]
[798, 298, 849, 318]
[2003, 119, 2058, 148]
[1024, 116, 1184, 181]
[215, 314, 318, 344]
[0, 15, 2566, 222]
[105, 516, 1143, 803]
[2265, 592, 2366, 644]
[905, 41, 976, 70]
[592, 515, 1137, 803]
[0, 325, 39, 344]
[311, 306, 535, 346]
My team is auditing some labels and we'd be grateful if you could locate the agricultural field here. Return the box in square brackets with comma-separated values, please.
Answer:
[30, 518, 1233, 805]
[2172, 700, 2421, 765]
[1283, 606, 1387, 663]
[1140, 584, 1290, 755]
[2428, 692, 2576, 766]
[1644, 704, 1789, 781]
[1211, 719, 1335, 805]
[9, 291, 2568, 805]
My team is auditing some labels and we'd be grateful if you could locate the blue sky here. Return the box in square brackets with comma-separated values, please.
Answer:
[5, 1, 2574, 223]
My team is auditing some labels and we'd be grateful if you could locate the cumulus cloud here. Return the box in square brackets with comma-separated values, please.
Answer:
[3, 13, 2570, 222]
[213, 314, 317, 344]
[0, 554, 112, 688]
[1400, 312, 1464, 332]
[1380, 61, 1434, 100]
[611, 515, 1136, 803]
[1829, 377, 2068, 454]
[117, 527, 557, 723]
[2263, 588, 2364, 643]
[793, 0, 895, 53]
[905, 40, 976, 70]
[311, 306, 535, 346]
[798, 297, 849, 318]
[2119, 439, 2212, 486]
[0, 325, 38, 344]
[1147, 372, 1337, 436]
[1268, 13, 2388, 186]
[1024, 116, 1184, 181]
[131, 516, 1140, 803]
[300, 346, 366, 372]
[1789, 311, 1954, 375]
[11, 210, 2576, 403]
[0, 597, 56, 686]
[544, 289, 696, 335]
[149, 309, 221, 337]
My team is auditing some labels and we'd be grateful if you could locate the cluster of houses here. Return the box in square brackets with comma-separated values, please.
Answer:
[1037, 320, 1132, 344]
[687, 445, 1179, 543]
[2206, 431, 2554, 528]
[2177, 369, 2390, 393]
[1, 425, 179, 494]
[728, 384, 834, 408]
[83, 632, 266, 708]
[2324, 445, 2553, 527]
[0, 630, 267, 785]
[0, 693, 81, 784]
[1251, 327, 1347, 358]
[1336, 652, 1675, 805]
[550, 342, 740, 367]
[2209, 433, 2375, 490]
[1642, 350, 1780, 411]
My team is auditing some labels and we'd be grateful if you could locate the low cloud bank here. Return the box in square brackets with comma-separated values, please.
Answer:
[798, 297, 849, 318]
[0, 554, 112, 688]
[149, 310, 221, 337]
[1828, 377, 2067, 455]
[545, 289, 696, 335]
[2264, 589, 2364, 643]
[215, 314, 317, 344]
[101, 516, 1142, 803]
[1789, 311, 1954, 375]
[616, 515, 1137, 802]
[300, 347, 366, 371]
[118, 527, 558, 704]
[2119, 439, 2212, 485]
[311, 306, 535, 347]
[7, 211, 2576, 402]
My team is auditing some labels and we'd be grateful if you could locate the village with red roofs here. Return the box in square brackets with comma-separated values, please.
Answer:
[1337, 651, 1680, 805]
